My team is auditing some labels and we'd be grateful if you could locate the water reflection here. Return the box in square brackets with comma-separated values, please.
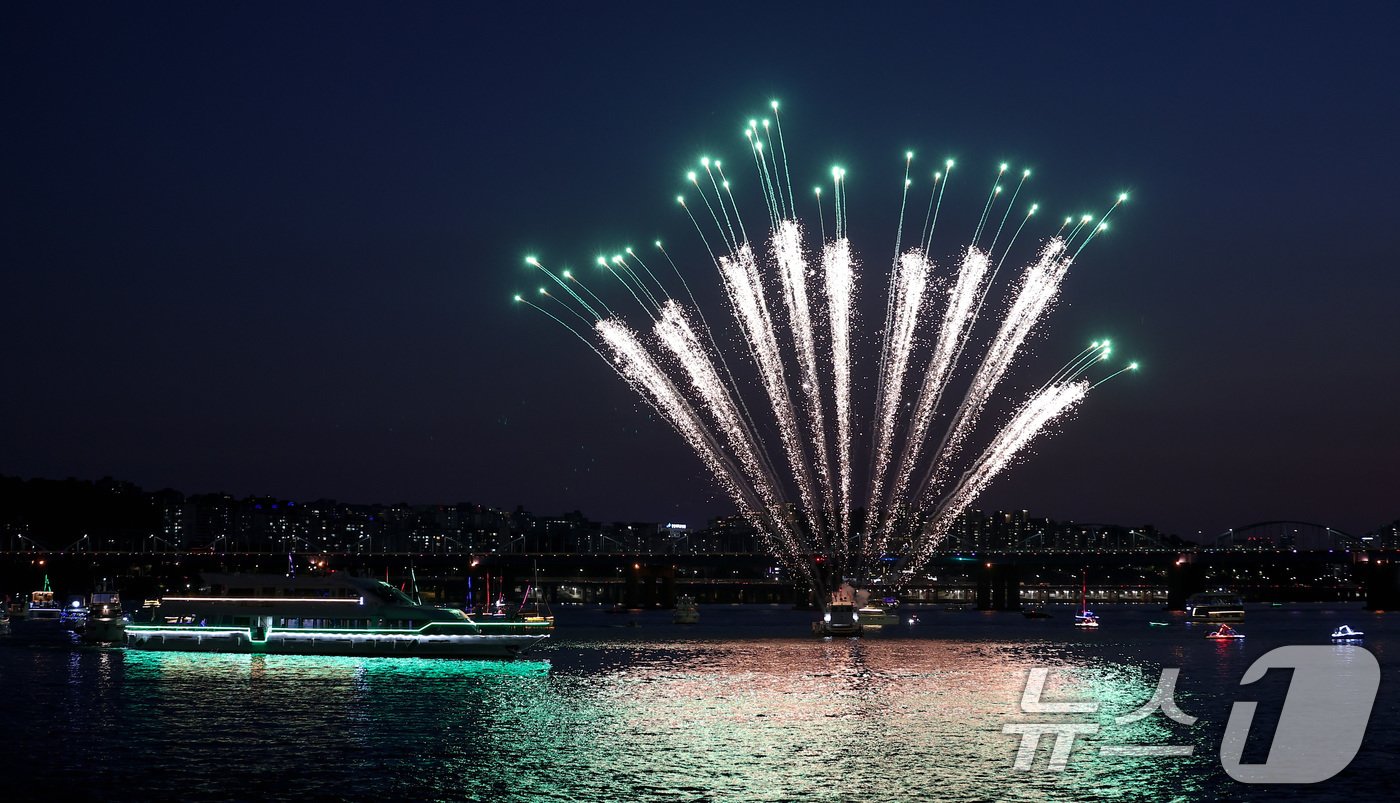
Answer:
[4, 604, 1393, 801]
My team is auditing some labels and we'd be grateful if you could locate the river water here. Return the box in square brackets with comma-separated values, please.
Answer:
[2, 603, 1395, 801]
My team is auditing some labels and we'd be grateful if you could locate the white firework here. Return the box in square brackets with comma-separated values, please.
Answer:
[519, 102, 1135, 596]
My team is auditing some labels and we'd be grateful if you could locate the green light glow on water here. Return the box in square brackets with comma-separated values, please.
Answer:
[121, 649, 551, 680]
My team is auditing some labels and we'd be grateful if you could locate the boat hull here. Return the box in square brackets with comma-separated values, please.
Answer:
[1191, 609, 1245, 622]
[125, 628, 547, 658]
[83, 618, 127, 643]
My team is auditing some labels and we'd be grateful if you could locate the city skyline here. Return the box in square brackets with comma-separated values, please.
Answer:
[2, 471, 1393, 550]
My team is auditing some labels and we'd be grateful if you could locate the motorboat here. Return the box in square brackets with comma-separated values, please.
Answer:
[83, 583, 126, 643]
[1186, 592, 1245, 622]
[1206, 624, 1245, 640]
[1331, 624, 1364, 641]
[60, 595, 89, 630]
[673, 595, 699, 624]
[814, 585, 862, 637]
[1022, 607, 1053, 619]
[855, 601, 901, 628]
[125, 572, 551, 658]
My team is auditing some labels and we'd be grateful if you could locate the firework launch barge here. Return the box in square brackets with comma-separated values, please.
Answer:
[125, 573, 550, 658]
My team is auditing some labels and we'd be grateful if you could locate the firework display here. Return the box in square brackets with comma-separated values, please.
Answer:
[519, 102, 1135, 595]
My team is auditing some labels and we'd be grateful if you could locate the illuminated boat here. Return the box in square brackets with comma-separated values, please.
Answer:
[1331, 624, 1364, 641]
[814, 585, 863, 636]
[125, 573, 551, 658]
[1206, 624, 1245, 640]
[1186, 592, 1245, 622]
[83, 584, 126, 643]
[673, 595, 700, 624]
[26, 576, 62, 623]
[1073, 570, 1099, 628]
[60, 595, 90, 630]
[856, 599, 901, 628]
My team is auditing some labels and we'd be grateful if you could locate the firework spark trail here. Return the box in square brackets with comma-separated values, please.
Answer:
[652, 300, 804, 552]
[772, 219, 838, 542]
[597, 318, 815, 583]
[903, 380, 1088, 569]
[864, 248, 935, 557]
[918, 238, 1075, 503]
[657, 240, 781, 484]
[879, 246, 992, 539]
[822, 236, 856, 553]
[719, 243, 826, 548]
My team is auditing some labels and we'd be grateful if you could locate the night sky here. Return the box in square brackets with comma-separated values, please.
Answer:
[4, 3, 1398, 540]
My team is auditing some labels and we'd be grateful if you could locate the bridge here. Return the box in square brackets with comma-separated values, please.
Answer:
[6, 534, 1399, 611]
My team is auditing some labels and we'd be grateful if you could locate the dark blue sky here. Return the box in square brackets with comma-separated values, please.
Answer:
[3, 2, 1397, 539]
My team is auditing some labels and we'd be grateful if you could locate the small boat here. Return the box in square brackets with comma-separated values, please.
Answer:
[1023, 608, 1053, 619]
[1331, 624, 1364, 641]
[1206, 624, 1245, 640]
[856, 600, 901, 628]
[60, 595, 90, 630]
[673, 595, 699, 624]
[1149, 621, 1170, 627]
[1073, 569, 1099, 628]
[1186, 592, 1245, 622]
[813, 585, 862, 637]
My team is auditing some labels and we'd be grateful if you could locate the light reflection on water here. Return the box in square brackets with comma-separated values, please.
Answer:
[2, 604, 1395, 801]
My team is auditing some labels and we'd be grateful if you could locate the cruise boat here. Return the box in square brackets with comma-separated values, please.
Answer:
[673, 595, 699, 624]
[125, 573, 551, 658]
[1331, 624, 1364, 641]
[1186, 592, 1245, 622]
[26, 576, 62, 623]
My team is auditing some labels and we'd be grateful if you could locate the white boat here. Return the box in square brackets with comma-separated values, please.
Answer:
[814, 585, 862, 636]
[125, 573, 551, 658]
[673, 595, 699, 624]
[1331, 624, 1364, 641]
[855, 601, 901, 628]
[1186, 592, 1245, 622]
